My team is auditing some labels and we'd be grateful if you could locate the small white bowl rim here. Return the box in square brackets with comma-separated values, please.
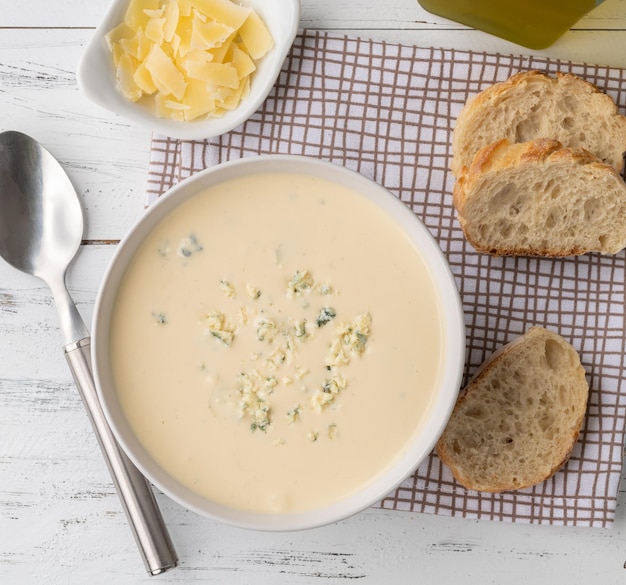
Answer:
[92, 154, 466, 531]
[77, 0, 300, 140]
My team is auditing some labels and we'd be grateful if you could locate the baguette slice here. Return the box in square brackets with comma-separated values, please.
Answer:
[454, 138, 626, 256]
[436, 327, 589, 493]
[451, 70, 626, 176]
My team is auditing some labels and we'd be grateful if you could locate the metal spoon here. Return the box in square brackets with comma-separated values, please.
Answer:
[0, 130, 178, 575]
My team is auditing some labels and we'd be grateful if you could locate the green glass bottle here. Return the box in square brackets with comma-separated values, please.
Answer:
[417, 0, 606, 49]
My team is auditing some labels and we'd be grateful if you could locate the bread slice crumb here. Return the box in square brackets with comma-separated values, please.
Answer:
[436, 327, 589, 493]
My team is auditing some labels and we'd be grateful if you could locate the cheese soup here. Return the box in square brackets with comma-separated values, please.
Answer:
[109, 171, 445, 513]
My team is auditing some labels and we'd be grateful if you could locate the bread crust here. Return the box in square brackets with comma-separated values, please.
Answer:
[436, 327, 589, 493]
[451, 70, 626, 176]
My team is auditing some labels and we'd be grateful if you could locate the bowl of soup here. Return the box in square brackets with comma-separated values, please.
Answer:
[92, 155, 465, 530]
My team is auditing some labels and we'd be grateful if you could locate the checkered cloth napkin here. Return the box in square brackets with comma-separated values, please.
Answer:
[147, 30, 626, 527]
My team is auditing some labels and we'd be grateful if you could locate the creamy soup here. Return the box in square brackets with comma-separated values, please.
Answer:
[109, 171, 444, 514]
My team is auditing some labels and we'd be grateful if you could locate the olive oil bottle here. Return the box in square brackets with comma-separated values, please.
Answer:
[417, 0, 606, 49]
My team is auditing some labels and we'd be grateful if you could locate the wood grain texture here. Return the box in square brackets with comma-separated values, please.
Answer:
[2, 0, 626, 583]
[2, 0, 625, 29]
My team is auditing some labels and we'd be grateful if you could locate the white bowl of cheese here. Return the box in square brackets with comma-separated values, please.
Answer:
[77, 0, 300, 139]
[92, 155, 466, 530]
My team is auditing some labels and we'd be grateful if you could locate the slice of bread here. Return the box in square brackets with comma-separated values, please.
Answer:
[451, 70, 626, 176]
[453, 138, 626, 256]
[436, 327, 589, 493]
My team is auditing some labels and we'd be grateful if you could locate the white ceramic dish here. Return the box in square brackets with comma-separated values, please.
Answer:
[77, 0, 300, 140]
[92, 155, 466, 531]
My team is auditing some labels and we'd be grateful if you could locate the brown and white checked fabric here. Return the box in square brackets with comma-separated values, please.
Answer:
[146, 30, 626, 527]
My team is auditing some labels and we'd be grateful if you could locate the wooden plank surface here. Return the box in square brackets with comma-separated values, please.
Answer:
[2, 0, 626, 583]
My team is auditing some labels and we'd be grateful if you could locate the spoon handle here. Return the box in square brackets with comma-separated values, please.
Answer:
[64, 337, 179, 576]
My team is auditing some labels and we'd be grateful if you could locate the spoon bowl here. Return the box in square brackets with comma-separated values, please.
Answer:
[0, 131, 83, 280]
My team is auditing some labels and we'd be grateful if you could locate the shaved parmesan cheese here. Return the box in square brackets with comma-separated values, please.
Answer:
[207, 31, 236, 63]
[187, 0, 251, 30]
[238, 10, 273, 60]
[143, 17, 166, 44]
[220, 74, 249, 110]
[110, 43, 126, 68]
[124, 0, 160, 30]
[175, 16, 194, 57]
[162, 0, 180, 42]
[190, 62, 239, 88]
[143, 7, 166, 18]
[134, 60, 158, 94]
[182, 78, 218, 120]
[164, 99, 190, 110]
[144, 43, 187, 100]
[107, 0, 274, 122]
[116, 53, 143, 102]
[105, 22, 134, 50]
[191, 19, 233, 50]
[183, 47, 214, 63]
[170, 32, 182, 55]
[230, 44, 256, 79]
[118, 27, 152, 60]
[177, 0, 193, 17]
[154, 92, 185, 120]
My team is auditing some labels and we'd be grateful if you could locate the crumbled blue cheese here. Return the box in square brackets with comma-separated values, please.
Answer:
[236, 372, 280, 432]
[338, 312, 372, 355]
[158, 234, 203, 261]
[316, 306, 336, 327]
[157, 240, 171, 257]
[246, 283, 261, 299]
[203, 311, 235, 346]
[324, 374, 346, 394]
[286, 404, 301, 423]
[307, 430, 319, 442]
[317, 282, 333, 295]
[325, 312, 372, 365]
[264, 376, 278, 392]
[311, 373, 346, 412]
[325, 338, 351, 367]
[286, 270, 314, 298]
[238, 371, 271, 432]
[255, 317, 277, 343]
[220, 279, 236, 298]
[151, 311, 168, 325]
[264, 347, 287, 370]
[238, 306, 250, 326]
[283, 333, 296, 354]
[177, 233, 203, 258]
[294, 319, 308, 340]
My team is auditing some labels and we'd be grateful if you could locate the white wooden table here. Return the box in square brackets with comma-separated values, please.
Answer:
[2, 1, 626, 583]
